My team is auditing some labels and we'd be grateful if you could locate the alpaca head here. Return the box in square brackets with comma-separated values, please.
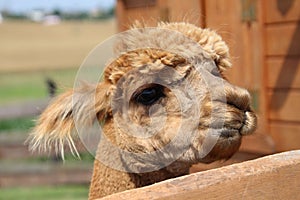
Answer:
[28, 22, 257, 173]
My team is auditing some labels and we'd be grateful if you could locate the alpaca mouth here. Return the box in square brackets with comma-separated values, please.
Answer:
[225, 113, 256, 138]
[220, 128, 240, 138]
[213, 111, 257, 139]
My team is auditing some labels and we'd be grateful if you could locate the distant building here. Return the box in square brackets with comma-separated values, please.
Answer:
[0, 12, 3, 24]
[43, 15, 61, 26]
[28, 9, 45, 22]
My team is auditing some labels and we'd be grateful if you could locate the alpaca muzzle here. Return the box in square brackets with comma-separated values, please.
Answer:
[225, 85, 257, 136]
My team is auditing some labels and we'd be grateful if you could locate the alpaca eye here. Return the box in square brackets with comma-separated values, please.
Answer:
[135, 85, 164, 105]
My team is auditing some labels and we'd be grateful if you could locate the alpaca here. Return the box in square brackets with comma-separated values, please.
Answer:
[27, 22, 257, 199]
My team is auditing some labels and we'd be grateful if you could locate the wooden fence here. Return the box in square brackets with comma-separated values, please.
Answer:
[0, 99, 48, 120]
[101, 150, 300, 200]
[0, 99, 93, 188]
[264, 0, 300, 152]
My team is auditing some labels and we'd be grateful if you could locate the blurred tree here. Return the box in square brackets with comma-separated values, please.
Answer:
[52, 8, 62, 17]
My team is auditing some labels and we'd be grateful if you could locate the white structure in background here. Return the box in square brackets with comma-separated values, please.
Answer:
[90, 7, 102, 18]
[0, 12, 3, 24]
[43, 15, 61, 26]
[28, 9, 45, 22]
[27, 9, 61, 26]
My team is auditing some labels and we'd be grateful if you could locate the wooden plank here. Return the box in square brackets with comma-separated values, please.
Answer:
[117, 0, 204, 31]
[264, 0, 300, 23]
[268, 91, 300, 121]
[0, 99, 49, 120]
[257, 0, 269, 135]
[239, 131, 276, 154]
[116, 0, 160, 31]
[270, 122, 300, 151]
[265, 22, 300, 56]
[190, 151, 264, 173]
[101, 150, 300, 200]
[267, 57, 300, 89]
[0, 131, 93, 159]
[116, 0, 126, 31]
[122, 0, 156, 9]
[166, 0, 202, 26]
[117, 6, 159, 30]
[205, 0, 245, 87]
[205, 0, 262, 90]
[0, 162, 92, 187]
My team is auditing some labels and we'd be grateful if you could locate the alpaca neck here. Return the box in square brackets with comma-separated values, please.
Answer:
[88, 159, 190, 199]
[88, 118, 191, 199]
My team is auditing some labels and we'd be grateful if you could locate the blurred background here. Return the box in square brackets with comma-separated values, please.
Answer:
[0, 0, 115, 199]
[0, 0, 299, 199]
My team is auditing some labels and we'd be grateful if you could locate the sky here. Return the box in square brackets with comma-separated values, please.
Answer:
[0, 0, 115, 13]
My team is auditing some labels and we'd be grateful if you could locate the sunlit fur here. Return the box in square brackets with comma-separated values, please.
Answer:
[27, 22, 257, 199]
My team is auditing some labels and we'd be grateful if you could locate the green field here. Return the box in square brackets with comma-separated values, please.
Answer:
[0, 185, 89, 200]
[0, 20, 116, 105]
[0, 116, 35, 131]
[0, 68, 78, 104]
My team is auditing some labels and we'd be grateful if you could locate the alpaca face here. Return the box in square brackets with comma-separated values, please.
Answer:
[101, 49, 256, 172]
[28, 22, 257, 173]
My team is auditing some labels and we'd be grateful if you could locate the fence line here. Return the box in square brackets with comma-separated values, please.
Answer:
[0, 99, 49, 120]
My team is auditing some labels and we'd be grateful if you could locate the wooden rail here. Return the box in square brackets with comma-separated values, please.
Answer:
[0, 99, 48, 120]
[101, 150, 300, 199]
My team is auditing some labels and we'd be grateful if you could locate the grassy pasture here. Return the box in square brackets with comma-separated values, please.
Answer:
[0, 185, 89, 200]
[0, 20, 116, 104]
[0, 19, 116, 72]
[0, 68, 78, 104]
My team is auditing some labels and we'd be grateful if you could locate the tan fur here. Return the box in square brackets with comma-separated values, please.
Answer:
[27, 22, 257, 199]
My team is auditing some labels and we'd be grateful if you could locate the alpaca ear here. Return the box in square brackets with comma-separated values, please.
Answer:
[27, 82, 111, 159]
[198, 28, 232, 72]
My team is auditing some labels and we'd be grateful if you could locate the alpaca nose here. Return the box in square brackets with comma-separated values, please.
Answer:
[209, 81, 251, 111]
[223, 84, 257, 135]
[224, 84, 251, 112]
[200, 68, 252, 112]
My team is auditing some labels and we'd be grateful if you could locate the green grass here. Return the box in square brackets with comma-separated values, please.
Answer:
[0, 68, 79, 133]
[0, 117, 35, 132]
[0, 68, 78, 105]
[0, 185, 89, 200]
[24, 152, 95, 164]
